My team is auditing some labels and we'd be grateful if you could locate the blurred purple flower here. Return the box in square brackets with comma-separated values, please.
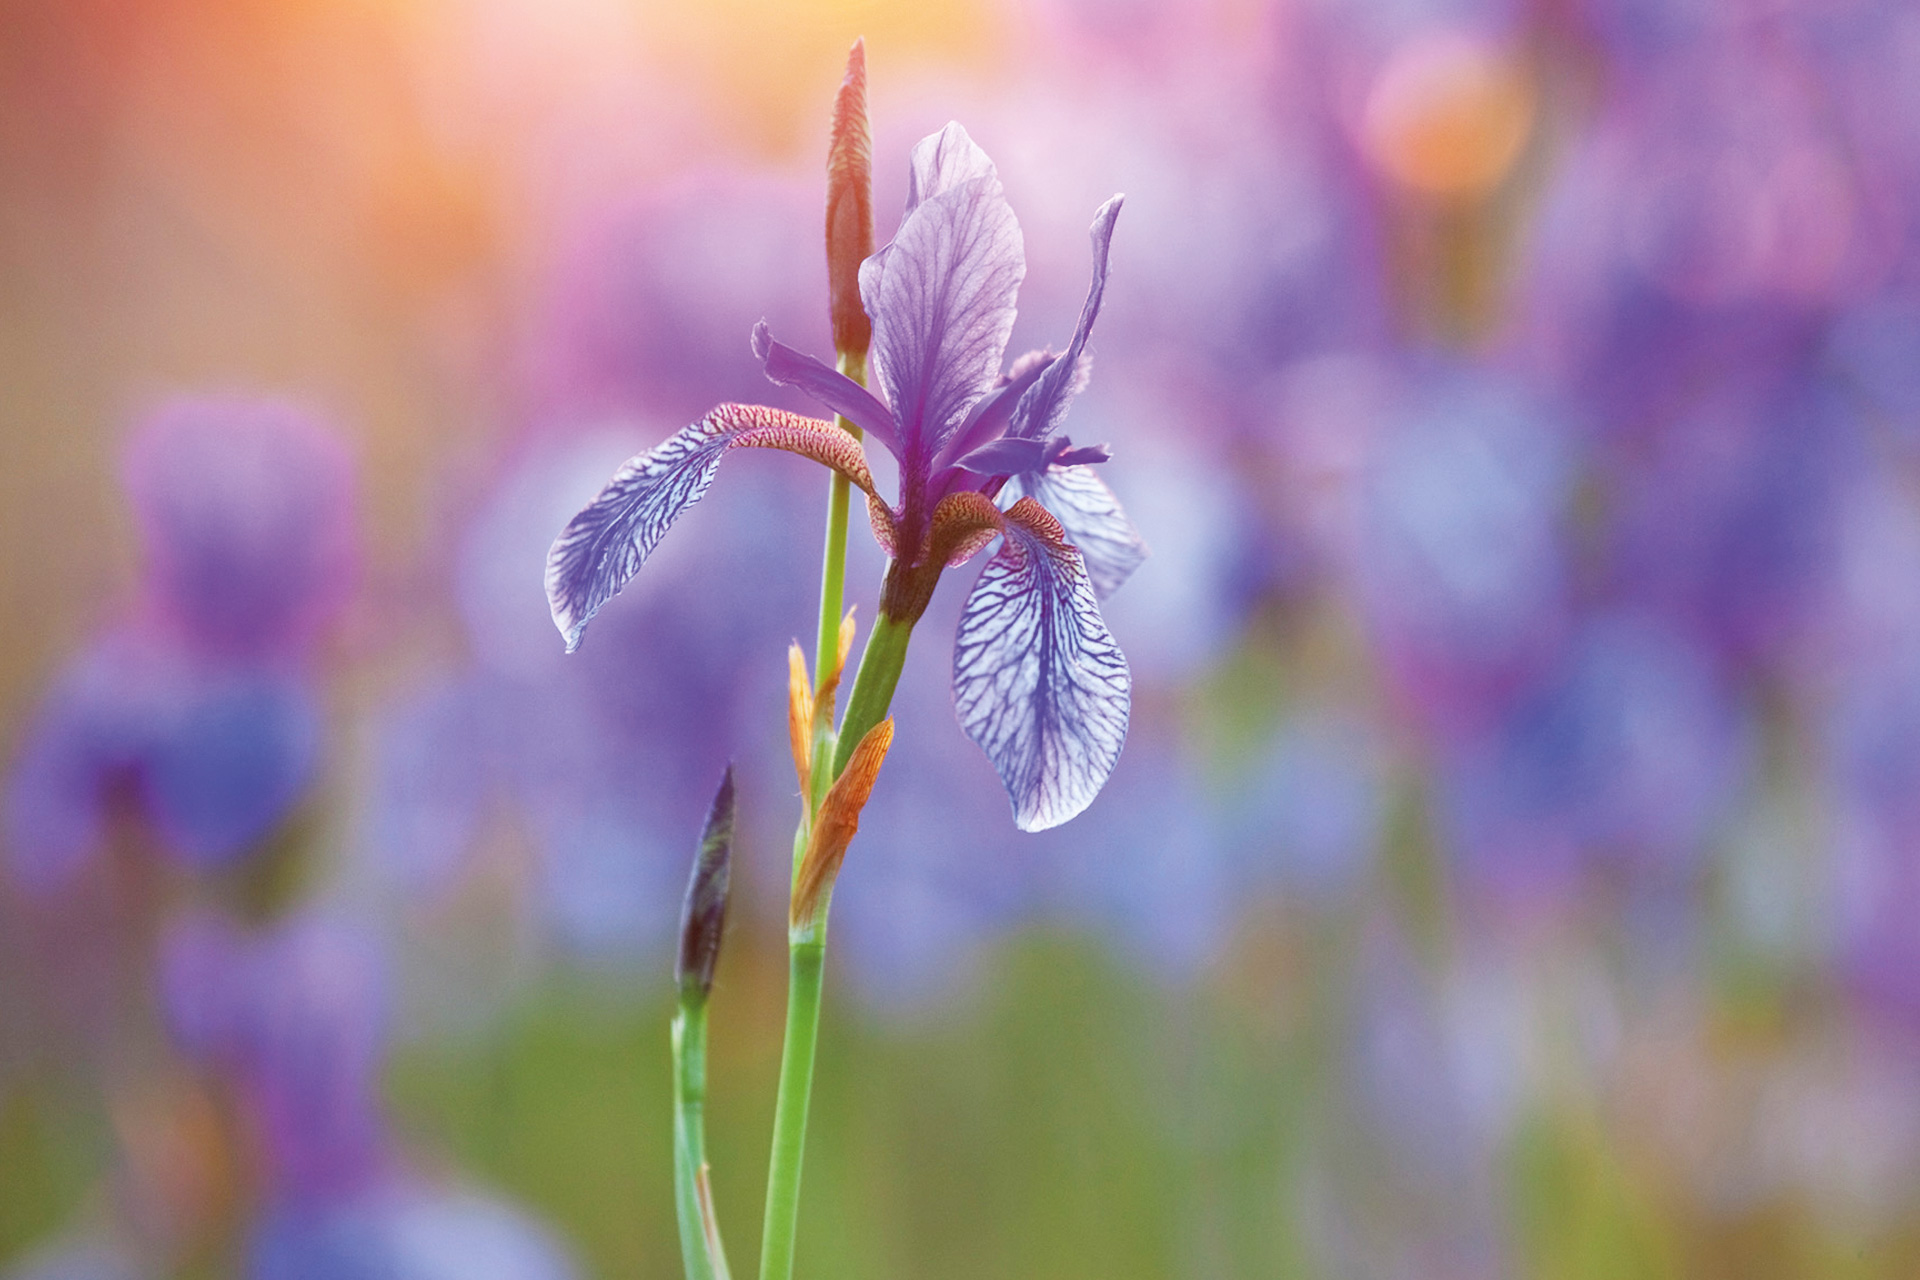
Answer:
[5, 632, 322, 892]
[249, 1188, 575, 1280]
[160, 911, 390, 1206]
[4, 398, 358, 893]
[548, 123, 1144, 830]
[1604, 375, 1861, 671]
[122, 398, 358, 661]
[1440, 612, 1748, 903]
[158, 912, 580, 1280]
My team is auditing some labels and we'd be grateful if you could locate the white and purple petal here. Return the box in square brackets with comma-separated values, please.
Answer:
[1007, 196, 1123, 442]
[547, 405, 880, 652]
[952, 498, 1130, 831]
[861, 125, 1026, 462]
[1008, 464, 1148, 599]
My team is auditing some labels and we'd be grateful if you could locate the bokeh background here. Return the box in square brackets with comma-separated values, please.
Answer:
[6, 0, 1920, 1275]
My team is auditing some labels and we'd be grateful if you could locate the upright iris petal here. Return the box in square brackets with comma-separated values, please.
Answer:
[860, 124, 1026, 469]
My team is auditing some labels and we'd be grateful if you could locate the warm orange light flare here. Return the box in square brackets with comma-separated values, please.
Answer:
[1361, 34, 1535, 201]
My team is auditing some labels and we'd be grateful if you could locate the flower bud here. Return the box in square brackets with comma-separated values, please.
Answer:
[675, 766, 736, 1002]
[826, 39, 874, 358]
[791, 718, 893, 928]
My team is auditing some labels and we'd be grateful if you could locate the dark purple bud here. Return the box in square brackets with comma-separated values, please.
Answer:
[675, 765, 736, 1002]
[826, 39, 874, 358]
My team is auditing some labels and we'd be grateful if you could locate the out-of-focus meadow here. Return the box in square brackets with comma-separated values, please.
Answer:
[6, 0, 1920, 1275]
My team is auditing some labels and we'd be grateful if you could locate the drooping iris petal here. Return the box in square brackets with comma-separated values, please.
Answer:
[1007, 195, 1123, 443]
[952, 498, 1130, 831]
[1008, 464, 1147, 601]
[860, 124, 1025, 462]
[546, 404, 882, 652]
[750, 321, 899, 451]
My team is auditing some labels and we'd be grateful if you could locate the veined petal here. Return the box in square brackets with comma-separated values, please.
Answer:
[547, 404, 881, 652]
[1008, 464, 1147, 599]
[952, 497, 1130, 831]
[752, 322, 898, 452]
[906, 122, 1000, 212]
[863, 127, 1025, 463]
[1008, 195, 1123, 442]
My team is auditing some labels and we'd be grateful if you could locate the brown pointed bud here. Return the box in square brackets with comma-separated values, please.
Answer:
[791, 718, 893, 928]
[676, 766, 736, 1002]
[826, 38, 874, 358]
[811, 607, 859, 742]
[787, 642, 813, 796]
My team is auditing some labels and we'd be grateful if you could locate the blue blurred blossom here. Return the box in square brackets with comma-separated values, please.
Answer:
[1605, 375, 1861, 671]
[160, 911, 391, 1205]
[1332, 922, 1527, 1279]
[1828, 654, 1920, 1033]
[249, 1189, 574, 1280]
[6, 632, 322, 890]
[1831, 291, 1920, 450]
[1440, 611, 1747, 902]
[159, 910, 578, 1278]
[6, 396, 354, 891]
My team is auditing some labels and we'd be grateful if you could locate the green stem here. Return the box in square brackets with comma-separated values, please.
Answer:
[832, 612, 914, 778]
[674, 998, 731, 1280]
[806, 352, 867, 822]
[757, 937, 826, 1280]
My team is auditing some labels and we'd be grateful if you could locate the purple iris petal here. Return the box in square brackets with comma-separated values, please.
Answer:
[952, 502, 1130, 831]
[1007, 464, 1147, 600]
[860, 124, 1025, 462]
[547, 405, 876, 652]
[546, 420, 736, 653]
[750, 321, 898, 449]
[953, 436, 1050, 475]
[937, 350, 1059, 469]
[1006, 195, 1123, 443]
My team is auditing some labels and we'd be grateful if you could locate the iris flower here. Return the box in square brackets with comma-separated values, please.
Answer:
[548, 124, 1145, 830]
